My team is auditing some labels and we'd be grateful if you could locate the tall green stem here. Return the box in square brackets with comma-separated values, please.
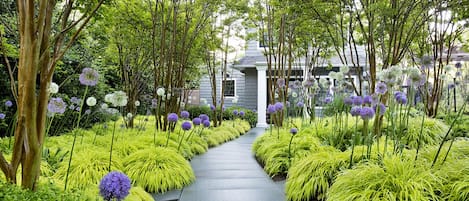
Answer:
[108, 120, 117, 171]
[64, 86, 88, 190]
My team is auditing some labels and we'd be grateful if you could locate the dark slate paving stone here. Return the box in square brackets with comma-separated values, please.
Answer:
[183, 178, 280, 190]
[179, 189, 284, 201]
[154, 127, 285, 201]
[152, 189, 182, 201]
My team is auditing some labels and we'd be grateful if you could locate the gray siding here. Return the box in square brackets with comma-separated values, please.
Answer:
[199, 67, 246, 109]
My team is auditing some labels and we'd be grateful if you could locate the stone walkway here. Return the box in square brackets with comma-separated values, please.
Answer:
[153, 127, 285, 201]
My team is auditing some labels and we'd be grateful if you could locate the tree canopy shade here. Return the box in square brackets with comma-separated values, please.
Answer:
[0, 0, 104, 190]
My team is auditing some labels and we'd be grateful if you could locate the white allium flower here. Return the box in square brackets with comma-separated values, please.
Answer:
[232, 97, 238, 104]
[126, 113, 133, 119]
[166, 93, 171, 100]
[335, 72, 345, 81]
[86, 97, 97, 107]
[156, 87, 165, 96]
[328, 71, 337, 80]
[340, 66, 350, 74]
[180, 102, 185, 108]
[111, 91, 128, 107]
[101, 103, 109, 110]
[134, 100, 140, 107]
[292, 92, 298, 98]
[48, 82, 59, 94]
[319, 78, 329, 87]
[275, 93, 279, 99]
[104, 94, 114, 103]
[443, 65, 452, 72]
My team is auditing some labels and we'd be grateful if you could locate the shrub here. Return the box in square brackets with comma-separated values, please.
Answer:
[123, 147, 195, 193]
[53, 147, 124, 190]
[286, 149, 351, 201]
[0, 180, 81, 201]
[253, 129, 323, 177]
[327, 156, 439, 201]
[186, 105, 211, 119]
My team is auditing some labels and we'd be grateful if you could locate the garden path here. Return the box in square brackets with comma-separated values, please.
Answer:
[153, 127, 285, 201]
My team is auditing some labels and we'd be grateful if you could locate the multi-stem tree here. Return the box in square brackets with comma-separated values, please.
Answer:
[0, 0, 104, 190]
[103, 0, 153, 128]
[148, 0, 214, 130]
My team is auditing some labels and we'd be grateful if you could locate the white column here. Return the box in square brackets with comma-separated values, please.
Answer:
[256, 66, 268, 128]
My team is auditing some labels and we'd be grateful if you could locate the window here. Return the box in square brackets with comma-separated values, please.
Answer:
[222, 80, 235, 97]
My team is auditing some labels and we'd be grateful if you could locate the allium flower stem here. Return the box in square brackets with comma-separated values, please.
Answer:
[64, 86, 88, 190]
[349, 117, 358, 168]
[109, 120, 117, 171]
[414, 112, 426, 162]
[287, 134, 295, 166]
[165, 125, 171, 147]
[432, 101, 467, 167]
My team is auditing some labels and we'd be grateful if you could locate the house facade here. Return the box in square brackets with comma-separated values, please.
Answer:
[199, 33, 367, 127]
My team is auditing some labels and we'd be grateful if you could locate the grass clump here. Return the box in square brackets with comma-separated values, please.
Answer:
[253, 129, 323, 177]
[285, 149, 350, 201]
[123, 147, 195, 193]
[53, 147, 123, 190]
[328, 156, 439, 201]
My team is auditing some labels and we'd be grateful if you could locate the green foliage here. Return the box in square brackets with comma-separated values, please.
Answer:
[223, 106, 257, 127]
[0, 180, 81, 201]
[400, 117, 447, 149]
[123, 147, 195, 193]
[53, 147, 124, 190]
[328, 157, 439, 201]
[124, 186, 155, 201]
[186, 105, 211, 119]
[285, 149, 351, 201]
[253, 129, 324, 177]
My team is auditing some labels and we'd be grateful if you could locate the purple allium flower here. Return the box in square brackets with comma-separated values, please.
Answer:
[293, 80, 302, 89]
[448, 83, 455, 89]
[5, 100, 13, 107]
[85, 109, 91, 115]
[286, 101, 291, 107]
[199, 114, 209, 122]
[222, 106, 226, 111]
[192, 117, 201, 125]
[296, 101, 304, 107]
[239, 111, 245, 116]
[456, 71, 462, 77]
[203, 120, 210, 128]
[182, 121, 192, 131]
[210, 104, 215, 111]
[274, 102, 284, 111]
[396, 94, 408, 105]
[394, 91, 404, 99]
[167, 113, 178, 122]
[0, 113, 5, 120]
[374, 103, 386, 116]
[75, 107, 80, 112]
[267, 104, 276, 114]
[303, 79, 313, 88]
[352, 96, 363, 106]
[151, 98, 158, 108]
[99, 171, 131, 201]
[70, 97, 81, 105]
[290, 128, 298, 135]
[324, 97, 332, 104]
[376, 82, 387, 95]
[181, 111, 190, 119]
[233, 109, 238, 116]
[47, 97, 67, 114]
[360, 106, 375, 120]
[350, 106, 361, 117]
[344, 96, 353, 105]
[455, 62, 462, 69]
[277, 78, 286, 88]
[363, 95, 373, 105]
[79, 68, 99, 86]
